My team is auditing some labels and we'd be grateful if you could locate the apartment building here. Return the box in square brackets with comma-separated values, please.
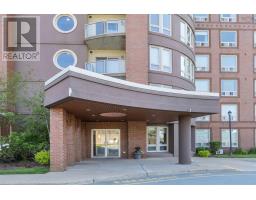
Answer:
[0, 14, 219, 171]
[194, 14, 256, 151]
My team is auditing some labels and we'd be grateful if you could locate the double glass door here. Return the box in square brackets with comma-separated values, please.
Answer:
[92, 129, 120, 158]
[147, 126, 168, 152]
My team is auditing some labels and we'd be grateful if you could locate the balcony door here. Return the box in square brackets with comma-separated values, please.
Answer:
[91, 129, 120, 158]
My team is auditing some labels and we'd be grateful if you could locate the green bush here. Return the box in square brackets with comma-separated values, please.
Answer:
[35, 150, 50, 165]
[249, 148, 256, 154]
[233, 148, 248, 155]
[209, 141, 221, 154]
[198, 150, 211, 157]
[196, 147, 209, 155]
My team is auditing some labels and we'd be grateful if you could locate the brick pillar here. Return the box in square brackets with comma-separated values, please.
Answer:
[127, 121, 147, 158]
[50, 108, 67, 171]
[76, 119, 82, 162]
[81, 122, 86, 160]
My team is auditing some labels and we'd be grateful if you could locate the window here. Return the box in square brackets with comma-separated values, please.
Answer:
[147, 126, 168, 152]
[180, 21, 194, 48]
[53, 14, 77, 33]
[254, 55, 256, 72]
[221, 129, 239, 148]
[254, 80, 256, 96]
[149, 14, 171, 36]
[254, 15, 256, 23]
[220, 31, 237, 47]
[254, 32, 256, 47]
[255, 104, 256, 121]
[195, 79, 210, 92]
[193, 14, 209, 22]
[149, 83, 173, 89]
[195, 30, 209, 47]
[220, 14, 237, 22]
[150, 46, 172, 73]
[221, 55, 237, 72]
[221, 104, 238, 121]
[180, 55, 195, 82]
[221, 80, 238, 96]
[53, 49, 77, 69]
[195, 54, 209, 71]
[196, 115, 210, 122]
[195, 129, 210, 148]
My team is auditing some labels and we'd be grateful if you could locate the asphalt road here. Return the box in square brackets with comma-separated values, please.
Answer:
[104, 171, 256, 185]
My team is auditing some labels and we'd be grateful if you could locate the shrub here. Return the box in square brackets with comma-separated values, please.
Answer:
[198, 150, 211, 157]
[209, 141, 221, 154]
[233, 148, 248, 155]
[35, 150, 50, 165]
[196, 147, 209, 155]
[249, 148, 256, 154]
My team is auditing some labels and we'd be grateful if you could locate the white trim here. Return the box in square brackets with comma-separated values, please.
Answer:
[91, 129, 121, 158]
[53, 49, 77, 70]
[146, 126, 169, 152]
[53, 14, 77, 33]
[45, 66, 219, 97]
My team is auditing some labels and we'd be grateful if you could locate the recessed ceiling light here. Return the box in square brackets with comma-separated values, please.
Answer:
[100, 112, 126, 117]
[152, 114, 156, 117]
[86, 108, 91, 112]
[91, 114, 96, 117]
[122, 108, 128, 111]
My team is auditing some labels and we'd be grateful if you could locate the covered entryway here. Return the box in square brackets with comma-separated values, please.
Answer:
[91, 129, 120, 158]
[44, 67, 219, 171]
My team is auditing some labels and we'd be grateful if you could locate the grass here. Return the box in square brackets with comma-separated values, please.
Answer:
[214, 154, 256, 158]
[0, 167, 49, 175]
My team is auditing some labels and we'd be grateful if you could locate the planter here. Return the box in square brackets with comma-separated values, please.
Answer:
[134, 152, 142, 159]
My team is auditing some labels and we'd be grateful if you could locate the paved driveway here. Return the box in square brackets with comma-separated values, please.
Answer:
[1, 157, 256, 184]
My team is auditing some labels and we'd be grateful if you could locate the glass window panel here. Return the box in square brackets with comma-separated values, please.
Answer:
[148, 146, 157, 151]
[195, 31, 208, 42]
[221, 104, 238, 121]
[159, 127, 167, 145]
[196, 55, 209, 69]
[195, 129, 210, 148]
[107, 22, 118, 33]
[150, 47, 160, 70]
[147, 127, 157, 145]
[160, 146, 167, 151]
[96, 22, 104, 35]
[221, 129, 238, 147]
[221, 55, 237, 68]
[150, 14, 159, 32]
[221, 80, 237, 91]
[162, 49, 171, 72]
[163, 14, 170, 35]
[57, 52, 75, 68]
[195, 79, 210, 92]
[57, 15, 75, 32]
[221, 31, 237, 43]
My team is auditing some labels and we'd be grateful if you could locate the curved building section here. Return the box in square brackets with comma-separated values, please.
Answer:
[147, 14, 196, 90]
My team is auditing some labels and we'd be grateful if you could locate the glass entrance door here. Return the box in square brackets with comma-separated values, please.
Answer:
[92, 129, 120, 158]
[147, 126, 168, 152]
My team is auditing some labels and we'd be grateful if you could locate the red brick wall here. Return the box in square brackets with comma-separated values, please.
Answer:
[127, 121, 147, 158]
[126, 14, 149, 84]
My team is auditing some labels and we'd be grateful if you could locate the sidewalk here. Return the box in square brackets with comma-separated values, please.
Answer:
[1, 157, 256, 184]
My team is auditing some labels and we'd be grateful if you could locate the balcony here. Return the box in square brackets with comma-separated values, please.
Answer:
[84, 20, 126, 50]
[85, 59, 125, 76]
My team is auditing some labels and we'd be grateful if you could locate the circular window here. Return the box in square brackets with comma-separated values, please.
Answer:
[53, 49, 77, 69]
[53, 14, 77, 33]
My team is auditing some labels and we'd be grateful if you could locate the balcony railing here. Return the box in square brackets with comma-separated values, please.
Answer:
[85, 59, 125, 74]
[85, 20, 125, 38]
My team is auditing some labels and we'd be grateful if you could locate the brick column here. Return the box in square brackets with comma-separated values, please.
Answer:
[127, 121, 147, 158]
[76, 119, 82, 162]
[50, 108, 67, 171]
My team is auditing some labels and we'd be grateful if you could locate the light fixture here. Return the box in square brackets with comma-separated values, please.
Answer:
[86, 108, 91, 112]
[100, 112, 126, 117]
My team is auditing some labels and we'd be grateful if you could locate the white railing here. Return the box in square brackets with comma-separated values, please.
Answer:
[196, 42, 208, 47]
[221, 115, 237, 121]
[220, 17, 236, 22]
[85, 59, 125, 74]
[194, 16, 208, 22]
[220, 42, 237, 47]
[85, 20, 125, 38]
[221, 91, 237, 96]
[221, 67, 237, 72]
[195, 66, 209, 72]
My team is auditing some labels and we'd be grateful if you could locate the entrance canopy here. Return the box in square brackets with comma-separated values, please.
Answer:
[44, 66, 219, 123]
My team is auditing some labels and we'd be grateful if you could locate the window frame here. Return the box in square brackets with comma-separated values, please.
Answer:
[149, 14, 172, 36]
[221, 104, 238, 121]
[193, 14, 209, 22]
[195, 115, 210, 122]
[53, 49, 77, 70]
[195, 54, 210, 72]
[53, 14, 77, 33]
[220, 14, 237, 22]
[149, 45, 172, 73]
[180, 55, 195, 82]
[221, 79, 238, 97]
[195, 79, 210, 92]
[220, 30, 237, 48]
[254, 31, 256, 48]
[195, 129, 211, 148]
[221, 129, 239, 148]
[195, 30, 209, 47]
[180, 21, 194, 49]
[220, 54, 238, 72]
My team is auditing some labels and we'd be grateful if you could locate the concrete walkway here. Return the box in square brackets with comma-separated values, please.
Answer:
[1, 157, 256, 184]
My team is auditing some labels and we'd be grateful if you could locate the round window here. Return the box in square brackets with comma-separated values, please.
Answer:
[53, 49, 77, 69]
[53, 14, 77, 33]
